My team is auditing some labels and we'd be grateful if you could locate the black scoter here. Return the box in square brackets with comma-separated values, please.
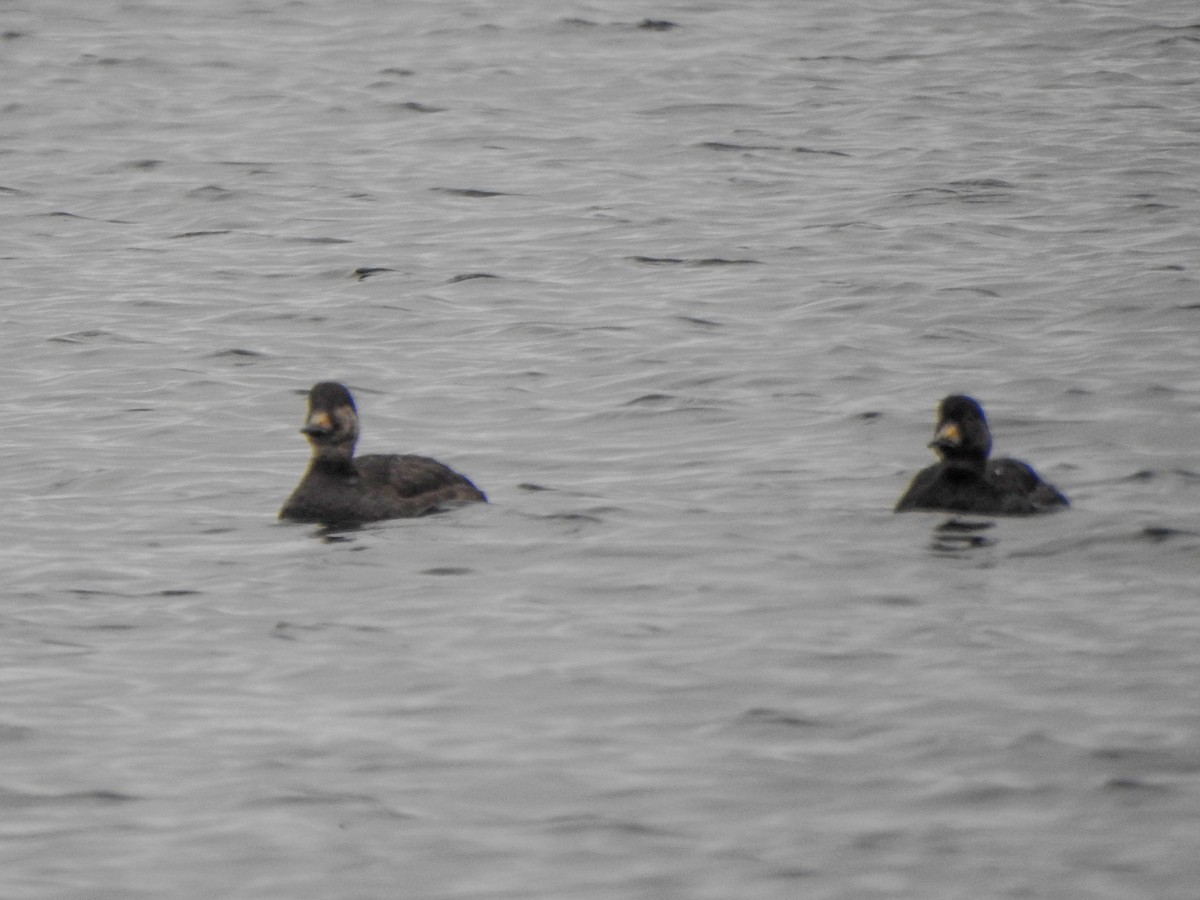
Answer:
[280, 381, 486, 525]
[894, 394, 1068, 515]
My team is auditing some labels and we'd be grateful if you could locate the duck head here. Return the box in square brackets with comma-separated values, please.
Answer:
[929, 394, 992, 464]
[301, 381, 360, 461]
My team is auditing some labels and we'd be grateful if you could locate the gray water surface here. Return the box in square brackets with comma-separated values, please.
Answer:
[3, 1, 1200, 898]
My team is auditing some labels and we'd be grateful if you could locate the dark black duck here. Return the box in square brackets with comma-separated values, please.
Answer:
[895, 394, 1068, 516]
[280, 382, 486, 526]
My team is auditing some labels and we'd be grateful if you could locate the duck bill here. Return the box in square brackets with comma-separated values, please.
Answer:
[929, 421, 961, 451]
[301, 411, 334, 437]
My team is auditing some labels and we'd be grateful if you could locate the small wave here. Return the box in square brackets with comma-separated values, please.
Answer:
[431, 187, 512, 198]
[627, 255, 760, 266]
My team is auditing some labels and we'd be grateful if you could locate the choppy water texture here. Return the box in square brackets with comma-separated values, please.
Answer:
[3, 1, 1200, 897]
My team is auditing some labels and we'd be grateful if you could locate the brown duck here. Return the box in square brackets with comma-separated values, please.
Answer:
[895, 394, 1068, 516]
[280, 382, 486, 526]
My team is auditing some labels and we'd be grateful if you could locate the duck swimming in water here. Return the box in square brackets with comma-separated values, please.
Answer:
[279, 381, 486, 526]
[895, 394, 1068, 515]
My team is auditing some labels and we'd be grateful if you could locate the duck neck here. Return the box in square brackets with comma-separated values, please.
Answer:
[941, 451, 988, 475]
[308, 442, 357, 476]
